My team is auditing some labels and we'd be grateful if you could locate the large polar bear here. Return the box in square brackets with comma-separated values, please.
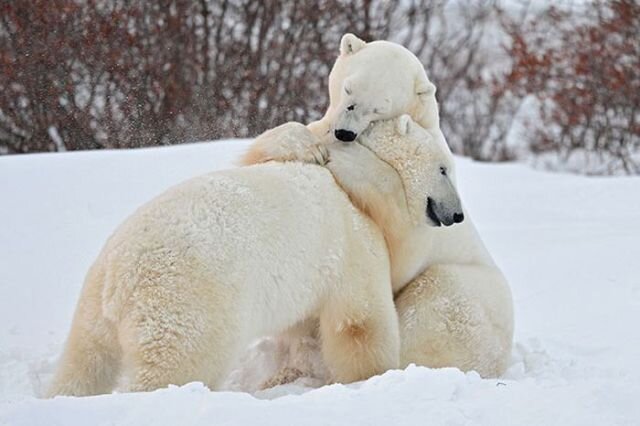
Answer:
[46, 115, 462, 397]
[241, 34, 514, 382]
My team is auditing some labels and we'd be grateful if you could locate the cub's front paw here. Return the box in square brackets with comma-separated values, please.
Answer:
[240, 122, 328, 166]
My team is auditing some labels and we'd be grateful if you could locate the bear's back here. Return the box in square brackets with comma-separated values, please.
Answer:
[97, 161, 386, 328]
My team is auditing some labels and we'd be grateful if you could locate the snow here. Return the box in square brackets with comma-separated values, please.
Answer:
[1, 140, 639, 425]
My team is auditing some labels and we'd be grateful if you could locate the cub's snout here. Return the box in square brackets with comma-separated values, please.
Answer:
[335, 129, 357, 142]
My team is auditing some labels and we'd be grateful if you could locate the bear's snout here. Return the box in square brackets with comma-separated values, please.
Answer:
[335, 129, 357, 142]
[426, 197, 464, 227]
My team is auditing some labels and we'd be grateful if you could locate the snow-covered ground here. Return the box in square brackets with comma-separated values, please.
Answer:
[1, 140, 639, 425]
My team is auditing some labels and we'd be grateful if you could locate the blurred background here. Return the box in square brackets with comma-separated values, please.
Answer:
[0, 0, 638, 174]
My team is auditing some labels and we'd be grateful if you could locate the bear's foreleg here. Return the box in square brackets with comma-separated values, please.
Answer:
[319, 276, 400, 384]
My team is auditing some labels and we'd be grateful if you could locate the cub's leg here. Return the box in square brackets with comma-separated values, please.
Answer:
[395, 264, 514, 377]
[319, 269, 400, 383]
[239, 122, 329, 166]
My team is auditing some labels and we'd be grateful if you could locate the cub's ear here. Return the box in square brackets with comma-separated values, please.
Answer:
[340, 33, 366, 55]
[396, 114, 412, 136]
[415, 73, 440, 128]
[415, 73, 436, 99]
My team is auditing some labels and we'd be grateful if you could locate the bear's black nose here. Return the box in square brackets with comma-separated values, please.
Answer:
[335, 129, 357, 142]
[453, 212, 464, 223]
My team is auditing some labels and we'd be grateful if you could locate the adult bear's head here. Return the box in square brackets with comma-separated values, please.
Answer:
[326, 33, 439, 144]
[357, 115, 463, 228]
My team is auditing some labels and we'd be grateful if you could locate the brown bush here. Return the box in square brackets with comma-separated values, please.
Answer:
[501, 0, 640, 174]
[392, 0, 520, 161]
[0, 0, 395, 153]
[4, 0, 636, 175]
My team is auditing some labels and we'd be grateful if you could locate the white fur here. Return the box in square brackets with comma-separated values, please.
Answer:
[357, 120, 513, 376]
[240, 34, 443, 166]
[47, 157, 411, 396]
[315, 33, 440, 139]
[241, 120, 513, 386]
[242, 36, 515, 381]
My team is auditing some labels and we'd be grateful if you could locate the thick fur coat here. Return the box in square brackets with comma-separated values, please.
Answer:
[241, 33, 446, 165]
[47, 116, 457, 397]
[241, 34, 514, 382]
[47, 164, 402, 396]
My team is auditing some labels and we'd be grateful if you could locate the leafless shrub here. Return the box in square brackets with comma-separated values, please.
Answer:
[0, 0, 396, 154]
[500, 0, 640, 174]
[387, 0, 521, 161]
[0, 0, 506, 157]
[3, 0, 637, 175]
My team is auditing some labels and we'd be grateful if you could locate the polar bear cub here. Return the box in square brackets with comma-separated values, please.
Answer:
[47, 115, 461, 397]
[318, 33, 440, 142]
[241, 33, 445, 166]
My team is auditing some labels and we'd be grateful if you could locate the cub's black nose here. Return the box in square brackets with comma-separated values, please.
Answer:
[334, 129, 357, 142]
[453, 212, 464, 223]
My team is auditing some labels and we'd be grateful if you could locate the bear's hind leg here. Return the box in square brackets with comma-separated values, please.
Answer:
[395, 264, 514, 377]
[118, 282, 243, 392]
[46, 264, 121, 397]
[46, 318, 120, 397]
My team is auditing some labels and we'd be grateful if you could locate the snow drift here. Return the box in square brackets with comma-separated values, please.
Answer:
[1, 140, 639, 425]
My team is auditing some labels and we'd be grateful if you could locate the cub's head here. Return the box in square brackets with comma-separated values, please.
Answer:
[358, 115, 463, 228]
[327, 33, 439, 143]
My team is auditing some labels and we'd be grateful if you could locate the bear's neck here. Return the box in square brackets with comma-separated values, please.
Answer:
[353, 124, 417, 262]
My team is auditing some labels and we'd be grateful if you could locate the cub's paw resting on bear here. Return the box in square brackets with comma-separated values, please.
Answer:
[240, 122, 329, 167]
[241, 32, 444, 168]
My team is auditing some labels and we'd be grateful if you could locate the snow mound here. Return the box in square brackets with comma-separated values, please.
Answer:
[1, 140, 639, 425]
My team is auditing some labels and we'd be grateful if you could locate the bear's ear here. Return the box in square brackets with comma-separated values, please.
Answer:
[396, 115, 412, 136]
[340, 33, 366, 56]
[415, 74, 436, 99]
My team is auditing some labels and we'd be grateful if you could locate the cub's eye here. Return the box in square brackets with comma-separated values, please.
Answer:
[344, 87, 352, 95]
[347, 104, 355, 111]
[373, 108, 379, 114]
[440, 166, 447, 176]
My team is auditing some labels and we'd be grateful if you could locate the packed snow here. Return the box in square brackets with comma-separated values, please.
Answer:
[1, 140, 639, 425]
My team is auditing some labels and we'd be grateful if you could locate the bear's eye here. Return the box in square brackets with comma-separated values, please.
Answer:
[440, 166, 447, 176]
[347, 104, 355, 111]
[344, 87, 352, 95]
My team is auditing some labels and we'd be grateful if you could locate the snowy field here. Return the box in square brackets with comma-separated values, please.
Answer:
[1, 140, 639, 425]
